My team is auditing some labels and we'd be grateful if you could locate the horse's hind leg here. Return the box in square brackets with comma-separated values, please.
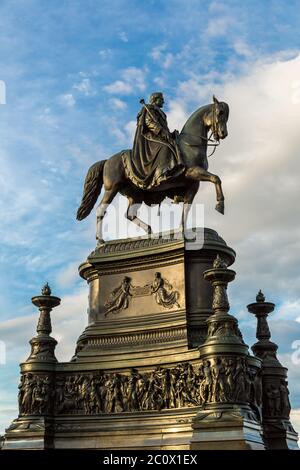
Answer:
[126, 197, 152, 235]
[96, 188, 118, 245]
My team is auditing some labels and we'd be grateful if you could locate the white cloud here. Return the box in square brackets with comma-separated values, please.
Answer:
[109, 97, 127, 110]
[73, 78, 96, 96]
[150, 44, 173, 69]
[208, 0, 229, 14]
[0, 287, 88, 364]
[118, 31, 128, 43]
[290, 409, 300, 436]
[205, 15, 234, 38]
[37, 107, 58, 128]
[0, 405, 19, 437]
[59, 93, 76, 107]
[107, 118, 136, 147]
[150, 44, 167, 61]
[110, 125, 128, 145]
[233, 39, 253, 58]
[103, 67, 146, 95]
[56, 261, 81, 289]
[153, 76, 166, 88]
[163, 53, 174, 69]
[104, 80, 132, 94]
[98, 48, 112, 59]
[176, 78, 215, 104]
[273, 300, 300, 323]
[54, 289, 88, 361]
[124, 120, 136, 142]
[169, 55, 300, 264]
[167, 100, 188, 132]
[120, 67, 146, 91]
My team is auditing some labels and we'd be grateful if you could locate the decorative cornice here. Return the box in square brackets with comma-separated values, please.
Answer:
[76, 327, 187, 352]
[88, 228, 228, 259]
[92, 235, 179, 255]
[93, 256, 184, 278]
[79, 228, 235, 281]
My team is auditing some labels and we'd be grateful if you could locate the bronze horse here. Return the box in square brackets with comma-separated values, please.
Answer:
[77, 96, 229, 244]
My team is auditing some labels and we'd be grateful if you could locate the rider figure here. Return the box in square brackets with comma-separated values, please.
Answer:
[123, 92, 185, 190]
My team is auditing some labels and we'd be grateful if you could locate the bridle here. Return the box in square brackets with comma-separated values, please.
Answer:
[181, 101, 222, 157]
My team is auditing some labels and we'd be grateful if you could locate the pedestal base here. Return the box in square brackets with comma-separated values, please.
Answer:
[190, 405, 265, 450]
[263, 419, 299, 450]
[3, 416, 54, 450]
[3, 228, 298, 450]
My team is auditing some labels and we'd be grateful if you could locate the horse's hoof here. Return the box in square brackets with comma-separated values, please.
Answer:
[215, 201, 225, 214]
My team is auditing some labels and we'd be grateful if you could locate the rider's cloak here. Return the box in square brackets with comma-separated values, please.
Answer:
[122, 104, 185, 190]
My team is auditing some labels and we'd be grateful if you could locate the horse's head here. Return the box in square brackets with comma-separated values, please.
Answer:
[204, 95, 229, 141]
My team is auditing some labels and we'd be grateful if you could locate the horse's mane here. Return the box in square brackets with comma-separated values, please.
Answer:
[180, 104, 210, 133]
[180, 101, 229, 134]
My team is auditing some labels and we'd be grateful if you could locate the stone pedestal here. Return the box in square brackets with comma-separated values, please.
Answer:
[3, 228, 298, 450]
[3, 228, 236, 450]
[76, 227, 235, 361]
[190, 405, 265, 450]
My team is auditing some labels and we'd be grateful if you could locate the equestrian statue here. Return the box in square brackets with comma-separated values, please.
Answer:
[76, 92, 229, 244]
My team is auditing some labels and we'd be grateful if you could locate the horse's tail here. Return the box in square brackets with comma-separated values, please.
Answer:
[76, 160, 106, 221]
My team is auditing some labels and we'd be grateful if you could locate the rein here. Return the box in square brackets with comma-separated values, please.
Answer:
[180, 131, 220, 157]
[180, 102, 220, 157]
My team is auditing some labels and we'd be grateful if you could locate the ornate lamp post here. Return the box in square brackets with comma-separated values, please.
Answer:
[27, 283, 61, 363]
[248, 291, 298, 449]
[4, 284, 61, 449]
[191, 255, 264, 450]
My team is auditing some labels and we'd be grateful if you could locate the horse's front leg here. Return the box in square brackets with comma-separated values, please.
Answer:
[181, 182, 199, 236]
[185, 167, 225, 215]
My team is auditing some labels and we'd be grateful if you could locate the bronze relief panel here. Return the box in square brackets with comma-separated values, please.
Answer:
[95, 263, 185, 320]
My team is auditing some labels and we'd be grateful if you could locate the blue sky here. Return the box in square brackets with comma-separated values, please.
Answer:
[1, 0, 300, 435]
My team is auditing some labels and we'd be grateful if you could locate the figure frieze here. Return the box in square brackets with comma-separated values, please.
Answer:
[18, 373, 53, 416]
[50, 359, 261, 416]
[17, 360, 264, 418]
[263, 379, 291, 419]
